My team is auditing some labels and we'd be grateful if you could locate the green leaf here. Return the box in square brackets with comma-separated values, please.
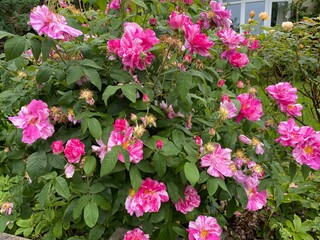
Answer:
[66, 65, 84, 85]
[92, 194, 111, 211]
[0, 31, 14, 39]
[109, 69, 135, 83]
[137, 160, 155, 173]
[41, 38, 53, 61]
[172, 129, 185, 149]
[102, 85, 121, 105]
[53, 176, 71, 199]
[88, 118, 102, 139]
[100, 145, 121, 176]
[301, 165, 311, 180]
[172, 226, 188, 238]
[16, 219, 32, 228]
[289, 161, 297, 181]
[184, 162, 199, 186]
[36, 181, 52, 207]
[275, 184, 284, 207]
[53, 221, 63, 239]
[73, 195, 90, 219]
[161, 142, 180, 156]
[130, 165, 142, 191]
[122, 148, 131, 170]
[207, 177, 219, 196]
[176, 72, 192, 99]
[122, 84, 138, 103]
[300, 220, 315, 232]
[89, 225, 105, 240]
[167, 181, 180, 203]
[258, 178, 274, 191]
[150, 205, 169, 223]
[89, 182, 105, 193]
[80, 59, 103, 69]
[293, 214, 302, 230]
[84, 68, 102, 91]
[48, 154, 66, 170]
[26, 152, 48, 182]
[84, 156, 97, 176]
[236, 186, 248, 208]
[29, 38, 41, 61]
[84, 201, 99, 228]
[131, 0, 148, 9]
[226, 198, 237, 218]
[0, 215, 11, 233]
[36, 66, 52, 83]
[152, 153, 166, 178]
[4, 36, 26, 61]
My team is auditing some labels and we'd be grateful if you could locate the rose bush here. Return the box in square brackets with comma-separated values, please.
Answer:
[0, 0, 319, 239]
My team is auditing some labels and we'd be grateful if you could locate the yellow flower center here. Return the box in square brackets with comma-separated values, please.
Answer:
[29, 117, 37, 125]
[219, 107, 229, 120]
[201, 229, 208, 238]
[122, 141, 129, 150]
[251, 137, 260, 146]
[128, 188, 136, 197]
[304, 146, 314, 155]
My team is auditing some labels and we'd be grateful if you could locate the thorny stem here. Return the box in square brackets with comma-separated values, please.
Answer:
[52, 41, 66, 65]
[153, 46, 173, 90]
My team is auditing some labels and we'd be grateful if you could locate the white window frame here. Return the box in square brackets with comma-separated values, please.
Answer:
[265, 0, 292, 27]
[218, 0, 291, 29]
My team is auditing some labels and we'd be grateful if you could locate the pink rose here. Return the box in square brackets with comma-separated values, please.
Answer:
[64, 138, 85, 163]
[156, 140, 164, 150]
[228, 52, 249, 68]
[51, 140, 64, 154]
[64, 163, 75, 178]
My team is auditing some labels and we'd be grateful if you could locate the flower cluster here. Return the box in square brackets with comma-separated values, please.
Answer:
[266, 82, 303, 117]
[232, 150, 266, 211]
[276, 118, 320, 170]
[125, 178, 169, 217]
[200, 1, 232, 29]
[29, 5, 82, 40]
[217, 28, 249, 68]
[107, 22, 159, 71]
[8, 99, 54, 144]
[168, 11, 214, 56]
[51, 138, 86, 178]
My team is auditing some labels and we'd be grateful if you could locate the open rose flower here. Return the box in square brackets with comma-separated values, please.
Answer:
[64, 138, 85, 163]
[29, 5, 82, 40]
[236, 93, 263, 122]
[124, 228, 149, 240]
[8, 99, 54, 144]
[125, 178, 169, 217]
[188, 215, 222, 240]
[174, 185, 201, 214]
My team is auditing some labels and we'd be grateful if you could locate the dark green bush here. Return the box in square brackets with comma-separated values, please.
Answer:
[0, 0, 39, 35]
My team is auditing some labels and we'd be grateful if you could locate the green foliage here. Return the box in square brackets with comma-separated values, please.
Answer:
[0, 0, 39, 35]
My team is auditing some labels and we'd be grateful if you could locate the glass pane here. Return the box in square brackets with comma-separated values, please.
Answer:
[226, 4, 241, 31]
[271, 2, 290, 26]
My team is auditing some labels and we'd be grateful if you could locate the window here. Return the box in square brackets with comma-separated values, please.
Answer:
[270, 1, 290, 26]
[219, 0, 291, 30]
